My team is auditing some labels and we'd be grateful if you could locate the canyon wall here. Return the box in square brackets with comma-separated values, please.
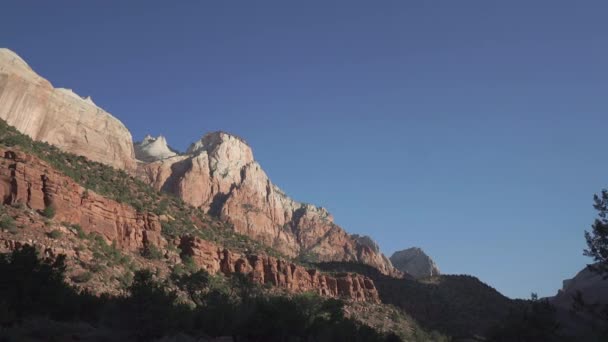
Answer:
[0, 147, 162, 251]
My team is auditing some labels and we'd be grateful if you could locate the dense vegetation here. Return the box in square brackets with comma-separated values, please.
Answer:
[0, 245, 402, 341]
[315, 262, 515, 338]
[585, 189, 608, 277]
[0, 119, 283, 258]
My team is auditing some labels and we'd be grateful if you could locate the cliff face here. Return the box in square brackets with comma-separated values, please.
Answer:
[180, 236, 380, 302]
[137, 132, 399, 276]
[390, 247, 440, 279]
[0, 147, 163, 251]
[0, 48, 136, 171]
[0, 146, 381, 302]
[0, 48, 397, 277]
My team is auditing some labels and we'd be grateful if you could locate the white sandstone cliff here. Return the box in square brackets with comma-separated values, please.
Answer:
[0, 48, 136, 170]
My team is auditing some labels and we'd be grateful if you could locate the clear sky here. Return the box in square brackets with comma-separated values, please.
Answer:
[1, 1, 607, 299]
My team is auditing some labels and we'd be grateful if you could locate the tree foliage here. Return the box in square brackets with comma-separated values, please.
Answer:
[486, 294, 565, 342]
[585, 189, 608, 277]
[0, 245, 400, 341]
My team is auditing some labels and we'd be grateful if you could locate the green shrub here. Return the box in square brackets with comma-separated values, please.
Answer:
[141, 245, 164, 260]
[116, 271, 134, 289]
[47, 229, 62, 239]
[69, 224, 87, 239]
[89, 234, 130, 266]
[41, 205, 56, 219]
[0, 215, 15, 230]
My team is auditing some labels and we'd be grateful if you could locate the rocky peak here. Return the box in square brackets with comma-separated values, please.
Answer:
[390, 247, 440, 279]
[187, 131, 250, 155]
[187, 131, 254, 180]
[0, 48, 137, 171]
[137, 130, 399, 276]
[134, 134, 178, 162]
[352, 235, 381, 254]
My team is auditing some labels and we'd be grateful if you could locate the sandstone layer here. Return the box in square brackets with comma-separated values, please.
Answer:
[390, 247, 440, 279]
[180, 236, 380, 302]
[137, 132, 399, 276]
[0, 147, 162, 251]
[0, 48, 136, 171]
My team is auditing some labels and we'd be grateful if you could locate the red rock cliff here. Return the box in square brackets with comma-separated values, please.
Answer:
[0, 147, 163, 251]
[180, 236, 380, 302]
[137, 132, 400, 277]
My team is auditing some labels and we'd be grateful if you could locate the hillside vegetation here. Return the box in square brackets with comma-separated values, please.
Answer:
[316, 262, 518, 338]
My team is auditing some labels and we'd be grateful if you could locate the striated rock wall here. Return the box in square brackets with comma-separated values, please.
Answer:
[0, 147, 163, 251]
[0, 48, 136, 171]
[137, 132, 400, 277]
[180, 236, 380, 302]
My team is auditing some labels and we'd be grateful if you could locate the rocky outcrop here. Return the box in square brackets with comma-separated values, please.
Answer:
[552, 265, 608, 309]
[390, 247, 440, 279]
[180, 236, 380, 302]
[134, 135, 178, 162]
[0, 48, 136, 171]
[137, 132, 399, 276]
[0, 147, 163, 251]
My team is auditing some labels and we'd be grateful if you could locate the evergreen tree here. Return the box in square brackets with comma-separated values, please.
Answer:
[585, 189, 608, 277]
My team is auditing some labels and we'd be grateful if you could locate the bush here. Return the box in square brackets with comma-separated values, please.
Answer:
[89, 235, 130, 266]
[47, 230, 62, 239]
[42, 205, 56, 219]
[70, 224, 87, 239]
[0, 215, 15, 230]
[141, 245, 164, 260]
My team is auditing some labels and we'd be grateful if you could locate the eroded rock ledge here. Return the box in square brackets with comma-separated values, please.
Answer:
[180, 236, 380, 302]
[0, 147, 163, 251]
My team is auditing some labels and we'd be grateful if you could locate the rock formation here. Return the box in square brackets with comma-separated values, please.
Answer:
[137, 132, 399, 276]
[180, 236, 380, 302]
[0, 147, 163, 251]
[134, 135, 178, 162]
[0, 48, 136, 171]
[0, 146, 381, 302]
[0, 48, 398, 277]
[552, 265, 608, 309]
[390, 247, 440, 279]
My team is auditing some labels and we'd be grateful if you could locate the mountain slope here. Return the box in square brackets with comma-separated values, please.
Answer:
[0, 48, 397, 276]
[137, 132, 399, 276]
[0, 118, 380, 302]
[315, 261, 516, 339]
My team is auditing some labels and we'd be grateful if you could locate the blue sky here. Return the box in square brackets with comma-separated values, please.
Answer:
[1, 1, 607, 298]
